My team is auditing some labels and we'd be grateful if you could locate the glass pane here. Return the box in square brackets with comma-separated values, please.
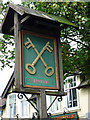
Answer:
[72, 88, 77, 100]
[50, 96, 55, 112]
[66, 80, 67, 83]
[10, 105, 13, 118]
[21, 101, 24, 116]
[24, 101, 28, 116]
[74, 82, 76, 86]
[13, 103, 16, 117]
[69, 89, 72, 101]
[74, 76, 76, 81]
[9, 94, 16, 104]
[69, 83, 71, 88]
[73, 101, 77, 107]
[9, 94, 16, 118]
[55, 99, 59, 111]
[50, 96, 59, 112]
[71, 83, 73, 87]
[67, 90, 72, 108]
[72, 88, 77, 107]
[14, 94, 16, 102]
[69, 101, 72, 108]
[21, 100, 29, 117]
[65, 84, 67, 89]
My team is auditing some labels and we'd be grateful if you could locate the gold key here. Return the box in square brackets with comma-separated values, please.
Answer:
[25, 37, 54, 77]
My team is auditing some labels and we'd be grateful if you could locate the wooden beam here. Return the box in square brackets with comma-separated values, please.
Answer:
[46, 90, 65, 96]
[12, 87, 40, 95]
[21, 24, 58, 37]
[9, 26, 14, 32]
[20, 15, 30, 24]
[12, 87, 65, 96]
[35, 20, 61, 30]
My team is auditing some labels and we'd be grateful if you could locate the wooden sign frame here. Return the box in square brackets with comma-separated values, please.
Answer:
[21, 30, 60, 90]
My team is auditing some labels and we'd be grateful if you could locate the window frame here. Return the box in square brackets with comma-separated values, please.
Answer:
[9, 93, 16, 118]
[46, 95, 60, 114]
[20, 95, 29, 118]
[64, 76, 79, 110]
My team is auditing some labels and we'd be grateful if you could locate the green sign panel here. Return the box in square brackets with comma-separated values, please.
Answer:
[51, 112, 78, 120]
[22, 30, 59, 89]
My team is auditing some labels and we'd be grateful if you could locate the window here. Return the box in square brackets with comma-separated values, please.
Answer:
[21, 100, 29, 117]
[47, 95, 60, 114]
[20, 95, 29, 118]
[64, 76, 78, 108]
[9, 94, 16, 118]
[50, 96, 59, 112]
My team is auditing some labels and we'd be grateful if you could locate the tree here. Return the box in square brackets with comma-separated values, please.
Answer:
[22, 2, 90, 80]
[0, 1, 90, 80]
[0, 1, 15, 69]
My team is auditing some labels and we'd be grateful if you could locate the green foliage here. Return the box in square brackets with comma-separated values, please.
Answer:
[0, 34, 15, 69]
[22, 2, 90, 80]
[0, 1, 14, 69]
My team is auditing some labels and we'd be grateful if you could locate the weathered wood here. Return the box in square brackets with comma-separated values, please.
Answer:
[9, 3, 24, 15]
[20, 15, 30, 24]
[57, 31, 64, 91]
[21, 24, 58, 37]
[37, 90, 47, 118]
[9, 26, 14, 32]
[12, 87, 65, 96]
[46, 90, 65, 96]
[35, 20, 60, 30]
[12, 87, 40, 94]
[14, 12, 21, 89]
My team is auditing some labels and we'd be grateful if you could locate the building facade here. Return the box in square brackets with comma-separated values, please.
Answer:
[47, 75, 90, 119]
[4, 93, 36, 118]
[1, 73, 90, 119]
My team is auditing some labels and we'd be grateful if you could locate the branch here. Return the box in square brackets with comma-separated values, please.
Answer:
[62, 51, 76, 56]
[66, 37, 90, 49]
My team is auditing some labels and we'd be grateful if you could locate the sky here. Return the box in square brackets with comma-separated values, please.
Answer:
[0, 0, 21, 97]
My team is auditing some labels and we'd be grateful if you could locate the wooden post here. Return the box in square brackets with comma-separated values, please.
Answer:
[57, 31, 64, 92]
[14, 12, 21, 89]
[37, 90, 47, 119]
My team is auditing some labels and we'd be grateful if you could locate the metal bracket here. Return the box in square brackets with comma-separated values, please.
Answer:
[18, 93, 63, 118]
[17, 93, 39, 113]
[47, 96, 63, 112]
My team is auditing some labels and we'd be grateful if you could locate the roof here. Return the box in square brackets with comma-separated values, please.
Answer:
[0, 3, 77, 35]
[0, 98, 6, 109]
[1, 72, 15, 98]
[77, 79, 90, 89]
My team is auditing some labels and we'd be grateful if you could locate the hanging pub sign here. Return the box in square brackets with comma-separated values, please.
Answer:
[21, 30, 60, 89]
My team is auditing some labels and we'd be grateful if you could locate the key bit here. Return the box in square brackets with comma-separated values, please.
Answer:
[25, 38, 35, 49]
[48, 45, 53, 51]
[46, 47, 52, 53]
[46, 44, 53, 53]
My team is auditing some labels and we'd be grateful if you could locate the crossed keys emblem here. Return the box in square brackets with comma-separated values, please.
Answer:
[25, 37, 54, 77]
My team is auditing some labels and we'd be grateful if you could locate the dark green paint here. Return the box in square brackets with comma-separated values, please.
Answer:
[22, 31, 57, 88]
